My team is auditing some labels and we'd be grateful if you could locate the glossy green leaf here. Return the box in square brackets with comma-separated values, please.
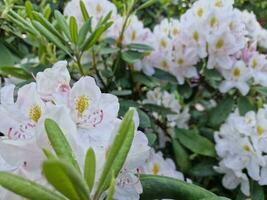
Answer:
[0, 66, 32, 80]
[43, 160, 90, 200]
[0, 172, 65, 200]
[80, 0, 90, 21]
[172, 139, 191, 172]
[127, 43, 154, 52]
[44, 119, 80, 172]
[32, 21, 70, 53]
[54, 10, 71, 40]
[94, 108, 135, 199]
[69, 16, 79, 44]
[175, 128, 216, 157]
[25, 1, 33, 19]
[140, 175, 217, 200]
[208, 96, 234, 128]
[84, 148, 96, 192]
[78, 19, 92, 47]
[106, 174, 116, 200]
[238, 96, 255, 116]
[121, 50, 144, 64]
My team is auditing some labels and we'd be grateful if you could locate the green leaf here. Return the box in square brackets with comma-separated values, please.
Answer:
[121, 50, 144, 64]
[137, 109, 151, 129]
[43, 5, 52, 19]
[42, 148, 57, 160]
[172, 139, 191, 172]
[0, 43, 19, 66]
[43, 160, 90, 200]
[127, 43, 154, 52]
[69, 16, 79, 44]
[238, 96, 255, 116]
[32, 21, 70, 53]
[82, 22, 113, 51]
[25, 1, 33, 19]
[153, 68, 177, 83]
[54, 10, 71, 40]
[78, 19, 92, 47]
[106, 174, 116, 200]
[143, 103, 176, 115]
[140, 175, 217, 200]
[208, 96, 234, 128]
[146, 133, 157, 146]
[84, 148, 96, 192]
[255, 86, 267, 97]
[175, 128, 216, 157]
[0, 66, 32, 80]
[189, 161, 218, 177]
[136, 0, 157, 11]
[32, 11, 64, 44]
[80, 0, 90, 21]
[0, 172, 65, 200]
[250, 181, 265, 200]
[94, 108, 135, 199]
[44, 119, 81, 173]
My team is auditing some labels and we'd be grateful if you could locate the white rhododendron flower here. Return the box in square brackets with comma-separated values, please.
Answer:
[214, 106, 267, 195]
[143, 88, 190, 129]
[0, 61, 190, 199]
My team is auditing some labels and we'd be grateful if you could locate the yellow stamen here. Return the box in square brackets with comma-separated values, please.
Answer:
[252, 59, 258, 69]
[131, 31, 137, 41]
[232, 68, 241, 78]
[76, 95, 90, 114]
[210, 16, 217, 27]
[243, 145, 251, 152]
[96, 3, 102, 13]
[257, 126, 264, 136]
[29, 105, 42, 123]
[160, 39, 167, 48]
[193, 31, 199, 42]
[152, 163, 160, 175]
[216, 38, 224, 49]
[196, 8, 204, 17]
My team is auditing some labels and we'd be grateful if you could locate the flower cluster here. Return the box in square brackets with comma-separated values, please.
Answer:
[143, 87, 190, 129]
[214, 107, 267, 196]
[0, 61, 185, 199]
[64, 0, 267, 96]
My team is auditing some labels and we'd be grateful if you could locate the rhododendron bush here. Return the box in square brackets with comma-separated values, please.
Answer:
[1, 0, 267, 199]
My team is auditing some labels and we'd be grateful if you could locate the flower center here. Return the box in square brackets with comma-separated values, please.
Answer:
[96, 3, 103, 14]
[160, 39, 167, 48]
[152, 163, 160, 175]
[243, 144, 251, 152]
[232, 68, 241, 78]
[29, 105, 42, 123]
[215, 0, 223, 7]
[161, 60, 168, 69]
[131, 30, 137, 41]
[257, 126, 264, 136]
[196, 8, 204, 17]
[252, 59, 258, 69]
[177, 58, 184, 65]
[210, 16, 217, 27]
[193, 31, 199, 42]
[172, 27, 179, 36]
[216, 38, 224, 49]
[76, 95, 90, 114]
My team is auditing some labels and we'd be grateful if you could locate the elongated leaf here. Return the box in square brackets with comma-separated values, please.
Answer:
[238, 96, 255, 116]
[82, 22, 113, 51]
[84, 148, 96, 192]
[0, 172, 65, 200]
[32, 12, 65, 43]
[94, 108, 135, 199]
[32, 21, 70, 53]
[121, 50, 144, 64]
[175, 128, 216, 157]
[43, 160, 90, 200]
[69, 16, 78, 44]
[255, 86, 267, 97]
[80, 0, 90, 21]
[172, 139, 191, 172]
[106, 174, 116, 200]
[143, 103, 176, 115]
[54, 10, 71, 40]
[208, 96, 234, 128]
[127, 43, 154, 52]
[78, 19, 92, 47]
[0, 66, 32, 80]
[45, 119, 80, 172]
[136, 0, 157, 11]
[140, 175, 217, 200]
[25, 1, 33, 19]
